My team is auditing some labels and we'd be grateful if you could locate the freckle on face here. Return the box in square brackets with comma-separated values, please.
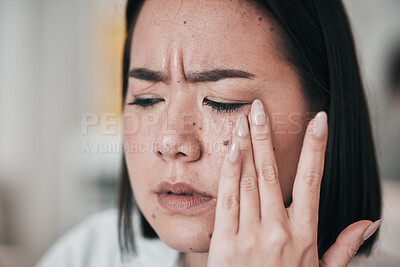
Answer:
[125, 0, 308, 254]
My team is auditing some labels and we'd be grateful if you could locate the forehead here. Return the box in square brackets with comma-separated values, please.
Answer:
[130, 0, 282, 74]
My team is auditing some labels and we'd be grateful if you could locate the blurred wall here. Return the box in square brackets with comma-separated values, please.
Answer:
[0, 0, 399, 267]
[0, 0, 124, 266]
[343, 0, 400, 181]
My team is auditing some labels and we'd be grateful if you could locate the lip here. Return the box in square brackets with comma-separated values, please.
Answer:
[155, 182, 215, 213]
[155, 181, 212, 197]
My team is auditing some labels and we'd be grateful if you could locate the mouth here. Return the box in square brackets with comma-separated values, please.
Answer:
[155, 181, 215, 213]
[155, 181, 213, 198]
[165, 192, 195, 196]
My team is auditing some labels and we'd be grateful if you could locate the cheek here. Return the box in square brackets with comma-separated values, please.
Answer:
[123, 122, 159, 205]
[123, 146, 147, 204]
[198, 114, 237, 194]
[123, 132, 151, 177]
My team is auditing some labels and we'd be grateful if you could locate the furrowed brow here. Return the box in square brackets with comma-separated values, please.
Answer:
[128, 68, 168, 82]
[186, 69, 256, 83]
[128, 68, 256, 83]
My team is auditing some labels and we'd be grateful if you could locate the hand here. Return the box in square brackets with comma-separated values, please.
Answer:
[207, 99, 381, 267]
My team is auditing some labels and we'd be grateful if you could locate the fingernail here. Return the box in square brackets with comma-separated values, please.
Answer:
[362, 219, 382, 242]
[233, 114, 249, 137]
[314, 111, 327, 138]
[251, 99, 266, 125]
[228, 139, 240, 162]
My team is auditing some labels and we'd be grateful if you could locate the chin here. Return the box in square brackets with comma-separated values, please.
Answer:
[152, 214, 214, 252]
[163, 235, 211, 253]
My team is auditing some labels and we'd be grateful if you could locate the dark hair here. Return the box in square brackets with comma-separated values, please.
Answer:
[118, 0, 382, 260]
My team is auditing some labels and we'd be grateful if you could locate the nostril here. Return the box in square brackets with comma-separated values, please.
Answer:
[156, 150, 167, 163]
[176, 152, 186, 157]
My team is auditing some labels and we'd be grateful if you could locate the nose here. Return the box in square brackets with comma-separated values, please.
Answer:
[157, 134, 202, 162]
[155, 98, 202, 163]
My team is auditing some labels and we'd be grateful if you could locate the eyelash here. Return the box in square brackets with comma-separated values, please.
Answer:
[202, 98, 246, 113]
[127, 98, 164, 108]
[127, 98, 247, 113]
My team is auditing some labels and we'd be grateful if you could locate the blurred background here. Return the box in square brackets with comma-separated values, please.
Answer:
[0, 0, 399, 266]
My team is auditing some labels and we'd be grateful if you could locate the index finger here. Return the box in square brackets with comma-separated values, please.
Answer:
[248, 99, 286, 223]
[290, 111, 328, 227]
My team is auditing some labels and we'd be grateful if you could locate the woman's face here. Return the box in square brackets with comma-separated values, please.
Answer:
[123, 0, 308, 252]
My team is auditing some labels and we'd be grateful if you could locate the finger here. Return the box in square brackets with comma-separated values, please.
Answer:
[248, 99, 286, 223]
[234, 114, 261, 228]
[320, 219, 381, 267]
[291, 111, 328, 227]
[213, 138, 241, 236]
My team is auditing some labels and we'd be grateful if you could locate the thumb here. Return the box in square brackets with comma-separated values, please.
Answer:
[319, 219, 381, 267]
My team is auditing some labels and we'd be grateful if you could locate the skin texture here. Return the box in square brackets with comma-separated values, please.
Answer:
[122, 0, 378, 266]
[125, 0, 305, 251]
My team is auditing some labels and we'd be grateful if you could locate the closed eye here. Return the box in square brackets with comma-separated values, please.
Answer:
[127, 98, 164, 108]
[202, 98, 249, 113]
[203, 98, 251, 113]
[127, 97, 249, 113]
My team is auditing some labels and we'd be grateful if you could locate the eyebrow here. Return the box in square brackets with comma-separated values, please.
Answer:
[128, 68, 256, 83]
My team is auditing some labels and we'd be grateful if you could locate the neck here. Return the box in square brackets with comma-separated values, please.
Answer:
[181, 251, 209, 267]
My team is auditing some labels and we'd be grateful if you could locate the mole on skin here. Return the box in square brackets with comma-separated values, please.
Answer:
[223, 140, 229, 146]
[124, 0, 309, 255]
[152, 213, 156, 219]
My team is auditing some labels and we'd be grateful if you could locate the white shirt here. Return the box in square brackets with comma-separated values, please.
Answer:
[35, 209, 181, 267]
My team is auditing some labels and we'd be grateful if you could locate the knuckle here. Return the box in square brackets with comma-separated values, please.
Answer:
[259, 164, 278, 185]
[224, 169, 239, 180]
[240, 238, 258, 256]
[268, 225, 290, 246]
[239, 142, 252, 153]
[345, 245, 358, 260]
[222, 194, 239, 209]
[240, 176, 257, 191]
[252, 131, 270, 142]
[303, 170, 322, 187]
